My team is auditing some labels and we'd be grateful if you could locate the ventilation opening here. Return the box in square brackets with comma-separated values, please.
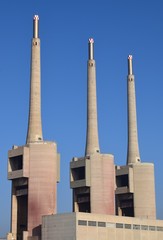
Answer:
[72, 166, 85, 181]
[74, 187, 90, 213]
[78, 202, 90, 213]
[121, 200, 134, 217]
[116, 193, 134, 217]
[9, 155, 23, 171]
[17, 195, 28, 240]
[116, 174, 129, 188]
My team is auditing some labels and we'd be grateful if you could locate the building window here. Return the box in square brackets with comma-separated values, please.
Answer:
[72, 166, 85, 180]
[88, 221, 96, 226]
[125, 224, 132, 229]
[98, 222, 106, 227]
[141, 225, 148, 231]
[116, 223, 123, 229]
[116, 174, 129, 187]
[9, 155, 23, 171]
[78, 220, 87, 226]
[133, 224, 140, 230]
[106, 222, 115, 228]
[149, 226, 155, 231]
[157, 227, 163, 231]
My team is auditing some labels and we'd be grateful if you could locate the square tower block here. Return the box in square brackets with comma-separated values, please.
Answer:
[8, 142, 60, 240]
[70, 153, 115, 215]
[115, 163, 156, 219]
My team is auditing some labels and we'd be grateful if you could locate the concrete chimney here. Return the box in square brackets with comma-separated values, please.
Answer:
[127, 55, 140, 164]
[26, 15, 43, 143]
[85, 38, 100, 155]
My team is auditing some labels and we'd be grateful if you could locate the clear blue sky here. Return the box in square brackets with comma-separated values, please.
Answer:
[0, 0, 163, 236]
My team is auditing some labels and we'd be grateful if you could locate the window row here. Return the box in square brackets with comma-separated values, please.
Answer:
[78, 220, 163, 232]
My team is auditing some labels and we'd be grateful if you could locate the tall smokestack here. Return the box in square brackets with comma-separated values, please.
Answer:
[26, 15, 43, 143]
[127, 55, 140, 164]
[85, 38, 100, 155]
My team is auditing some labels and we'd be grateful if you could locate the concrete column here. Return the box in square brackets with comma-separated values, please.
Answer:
[11, 184, 17, 236]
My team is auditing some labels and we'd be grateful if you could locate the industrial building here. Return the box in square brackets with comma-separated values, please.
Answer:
[7, 16, 163, 240]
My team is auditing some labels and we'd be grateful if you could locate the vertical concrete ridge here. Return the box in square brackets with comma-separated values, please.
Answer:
[127, 55, 140, 165]
[26, 15, 43, 144]
[85, 39, 100, 156]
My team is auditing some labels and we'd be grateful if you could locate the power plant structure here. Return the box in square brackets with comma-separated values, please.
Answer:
[7, 16, 163, 240]
[70, 38, 115, 215]
[7, 16, 60, 240]
[115, 55, 156, 220]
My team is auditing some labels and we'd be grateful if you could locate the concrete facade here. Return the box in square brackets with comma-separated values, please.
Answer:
[133, 163, 156, 218]
[42, 212, 163, 240]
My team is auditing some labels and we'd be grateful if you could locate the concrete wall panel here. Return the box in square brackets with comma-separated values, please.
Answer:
[133, 163, 156, 219]
[90, 154, 115, 215]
